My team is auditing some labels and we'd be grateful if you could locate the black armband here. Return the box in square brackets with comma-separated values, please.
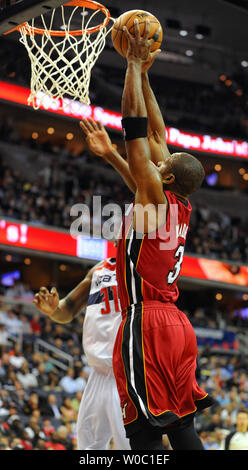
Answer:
[122, 117, 148, 141]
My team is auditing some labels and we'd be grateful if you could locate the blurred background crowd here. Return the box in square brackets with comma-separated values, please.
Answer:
[0, 292, 248, 450]
[0, 0, 248, 451]
[1, 116, 248, 264]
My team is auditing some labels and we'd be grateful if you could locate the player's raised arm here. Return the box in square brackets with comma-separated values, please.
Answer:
[79, 118, 136, 194]
[141, 71, 171, 163]
[33, 261, 103, 324]
[121, 20, 168, 232]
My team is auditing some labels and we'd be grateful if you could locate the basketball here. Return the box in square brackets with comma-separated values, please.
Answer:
[111, 10, 163, 57]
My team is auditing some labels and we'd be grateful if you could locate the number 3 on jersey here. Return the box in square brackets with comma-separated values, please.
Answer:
[167, 245, 185, 285]
[100, 286, 120, 314]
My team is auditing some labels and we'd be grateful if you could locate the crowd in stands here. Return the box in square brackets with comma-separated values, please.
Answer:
[94, 65, 248, 141]
[0, 123, 130, 232]
[0, 293, 247, 450]
[1, 116, 248, 263]
[0, 299, 88, 450]
[187, 203, 248, 263]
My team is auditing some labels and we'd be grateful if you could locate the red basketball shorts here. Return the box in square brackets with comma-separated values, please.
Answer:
[113, 301, 213, 437]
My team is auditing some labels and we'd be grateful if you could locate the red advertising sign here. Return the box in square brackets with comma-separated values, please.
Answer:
[0, 219, 113, 260]
[0, 219, 77, 256]
[1, 81, 248, 159]
[181, 256, 248, 287]
[1, 219, 248, 287]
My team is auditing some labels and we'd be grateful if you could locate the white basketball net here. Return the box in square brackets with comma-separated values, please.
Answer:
[18, 3, 114, 109]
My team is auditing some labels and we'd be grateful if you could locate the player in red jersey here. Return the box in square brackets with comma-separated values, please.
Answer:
[79, 20, 216, 450]
[112, 20, 216, 450]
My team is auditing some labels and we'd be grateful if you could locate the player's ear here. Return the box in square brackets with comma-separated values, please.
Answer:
[162, 173, 175, 186]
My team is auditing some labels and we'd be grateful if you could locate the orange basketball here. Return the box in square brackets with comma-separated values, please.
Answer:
[111, 10, 163, 58]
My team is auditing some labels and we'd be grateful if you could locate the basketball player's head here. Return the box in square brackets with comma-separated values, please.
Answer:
[154, 152, 205, 198]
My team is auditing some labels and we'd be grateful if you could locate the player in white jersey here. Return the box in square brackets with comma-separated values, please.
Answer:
[33, 258, 130, 450]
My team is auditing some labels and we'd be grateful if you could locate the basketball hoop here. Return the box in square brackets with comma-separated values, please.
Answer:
[10, 0, 114, 109]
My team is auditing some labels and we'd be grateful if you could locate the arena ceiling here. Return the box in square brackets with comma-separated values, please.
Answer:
[1, 0, 248, 86]
[102, 0, 248, 85]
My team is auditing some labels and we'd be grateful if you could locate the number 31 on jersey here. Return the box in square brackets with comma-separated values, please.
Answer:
[100, 286, 120, 314]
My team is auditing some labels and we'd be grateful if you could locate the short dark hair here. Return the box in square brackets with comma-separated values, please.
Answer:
[237, 409, 248, 416]
[171, 152, 205, 196]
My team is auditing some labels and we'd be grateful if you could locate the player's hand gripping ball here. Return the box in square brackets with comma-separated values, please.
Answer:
[111, 10, 163, 58]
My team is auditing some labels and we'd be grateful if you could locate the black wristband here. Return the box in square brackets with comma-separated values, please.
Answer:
[122, 117, 148, 141]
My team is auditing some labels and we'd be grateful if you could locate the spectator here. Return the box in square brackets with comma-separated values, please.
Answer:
[8, 343, 25, 369]
[20, 314, 32, 337]
[34, 363, 49, 388]
[29, 352, 43, 371]
[10, 380, 29, 411]
[31, 409, 41, 421]
[0, 302, 7, 324]
[56, 425, 74, 450]
[203, 413, 223, 432]
[0, 442, 10, 450]
[42, 418, 55, 439]
[71, 391, 83, 413]
[4, 309, 23, 337]
[221, 410, 248, 450]
[52, 325, 71, 343]
[70, 346, 82, 361]
[33, 438, 47, 450]
[21, 283, 34, 300]
[4, 368, 17, 390]
[8, 418, 24, 439]
[5, 281, 25, 299]
[53, 337, 66, 354]
[0, 398, 10, 418]
[43, 371, 61, 392]
[0, 419, 11, 437]
[42, 353, 54, 373]
[0, 324, 8, 351]
[211, 428, 227, 450]
[0, 390, 11, 418]
[40, 393, 61, 419]
[23, 392, 40, 416]
[202, 431, 221, 450]
[29, 313, 42, 336]
[6, 406, 21, 428]
[59, 368, 77, 394]
[20, 430, 33, 450]
[60, 397, 77, 423]
[44, 431, 67, 450]
[24, 417, 46, 446]
[9, 437, 24, 450]
[0, 353, 10, 379]
[74, 369, 87, 392]
[16, 361, 38, 390]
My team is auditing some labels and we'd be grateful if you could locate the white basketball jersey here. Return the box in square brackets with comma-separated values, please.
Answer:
[83, 258, 121, 372]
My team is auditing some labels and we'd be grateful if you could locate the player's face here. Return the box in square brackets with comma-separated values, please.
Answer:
[151, 158, 175, 186]
[155, 155, 173, 176]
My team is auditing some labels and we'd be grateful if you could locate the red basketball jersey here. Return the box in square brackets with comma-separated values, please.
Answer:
[116, 191, 192, 312]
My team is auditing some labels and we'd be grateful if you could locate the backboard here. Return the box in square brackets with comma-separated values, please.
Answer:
[0, 0, 67, 34]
